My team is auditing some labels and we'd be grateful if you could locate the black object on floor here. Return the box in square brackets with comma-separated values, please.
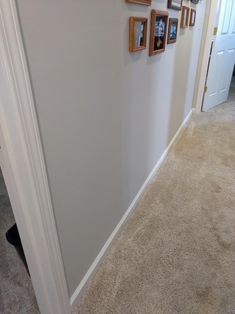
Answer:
[6, 223, 29, 275]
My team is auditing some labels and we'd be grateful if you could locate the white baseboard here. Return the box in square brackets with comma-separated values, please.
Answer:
[70, 109, 193, 306]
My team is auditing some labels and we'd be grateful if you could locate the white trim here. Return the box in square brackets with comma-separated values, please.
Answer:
[194, 0, 220, 113]
[71, 109, 193, 306]
[0, 1, 70, 313]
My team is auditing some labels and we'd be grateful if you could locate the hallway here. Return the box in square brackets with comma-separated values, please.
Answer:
[74, 88, 235, 314]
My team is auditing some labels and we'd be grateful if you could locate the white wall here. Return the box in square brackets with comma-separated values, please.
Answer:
[16, 0, 206, 296]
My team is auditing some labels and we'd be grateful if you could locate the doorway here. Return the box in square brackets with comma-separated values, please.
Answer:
[228, 67, 235, 101]
[202, 0, 235, 111]
[0, 167, 39, 313]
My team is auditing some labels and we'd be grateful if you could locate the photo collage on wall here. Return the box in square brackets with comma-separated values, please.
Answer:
[149, 10, 168, 55]
[127, 0, 197, 55]
[168, 18, 178, 44]
[154, 15, 167, 50]
[129, 17, 148, 52]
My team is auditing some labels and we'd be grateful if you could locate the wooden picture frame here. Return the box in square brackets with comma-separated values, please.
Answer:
[129, 17, 148, 52]
[126, 0, 151, 5]
[168, 0, 182, 11]
[189, 9, 196, 26]
[149, 10, 169, 56]
[181, 6, 190, 28]
[167, 18, 178, 44]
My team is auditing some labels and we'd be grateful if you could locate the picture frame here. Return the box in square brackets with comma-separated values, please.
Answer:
[126, 0, 151, 5]
[180, 6, 190, 28]
[129, 17, 148, 52]
[149, 10, 169, 56]
[167, 0, 182, 11]
[167, 18, 178, 44]
[189, 9, 196, 26]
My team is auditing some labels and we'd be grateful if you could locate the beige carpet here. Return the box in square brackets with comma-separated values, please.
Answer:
[0, 169, 39, 314]
[73, 85, 235, 314]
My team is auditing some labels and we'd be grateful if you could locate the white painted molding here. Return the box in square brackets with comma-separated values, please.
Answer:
[0, 1, 70, 313]
[194, 0, 220, 113]
[71, 109, 193, 306]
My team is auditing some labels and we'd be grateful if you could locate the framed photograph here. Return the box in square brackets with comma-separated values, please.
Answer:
[189, 9, 196, 26]
[129, 17, 148, 52]
[126, 0, 151, 5]
[149, 10, 168, 56]
[168, 0, 182, 11]
[167, 18, 178, 44]
[180, 6, 190, 28]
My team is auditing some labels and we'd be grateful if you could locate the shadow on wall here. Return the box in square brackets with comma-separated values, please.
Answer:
[168, 0, 204, 147]
[167, 25, 194, 144]
[121, 0, 201, 211]
[167, 0, 205, 148]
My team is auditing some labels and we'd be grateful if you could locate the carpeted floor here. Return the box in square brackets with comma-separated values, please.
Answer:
[73, 80, 235, 314]
[0, 169, 39, 314]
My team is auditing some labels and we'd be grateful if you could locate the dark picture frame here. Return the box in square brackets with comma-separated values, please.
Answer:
[149, 10, 169, 56]
[129, 17, 148, 52]
[189, 9, 196, 26]
[168, 0, 182, 11]
[126, 0, 151, 5]
[181, 6, 190, 28]
[167, 18, 178, 44]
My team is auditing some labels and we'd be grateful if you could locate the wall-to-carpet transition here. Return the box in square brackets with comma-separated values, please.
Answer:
[73, 83, 235, 314]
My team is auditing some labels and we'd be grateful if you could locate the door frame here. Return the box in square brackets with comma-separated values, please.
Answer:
[194, 0, 220, 112]
[0, 1, 70, 313]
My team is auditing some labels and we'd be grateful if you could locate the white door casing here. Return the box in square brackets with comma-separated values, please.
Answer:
[0, 1, 71, 313]
[202, 0, 235, 111]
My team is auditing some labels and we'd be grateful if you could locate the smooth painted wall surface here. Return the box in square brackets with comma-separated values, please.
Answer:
[16, 0, 206, 296]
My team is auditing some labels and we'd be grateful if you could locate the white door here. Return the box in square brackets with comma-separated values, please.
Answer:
[202, 0, 235, 111]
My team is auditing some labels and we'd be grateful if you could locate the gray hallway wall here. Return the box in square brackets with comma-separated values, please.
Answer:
[16, 0, 206, 296]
